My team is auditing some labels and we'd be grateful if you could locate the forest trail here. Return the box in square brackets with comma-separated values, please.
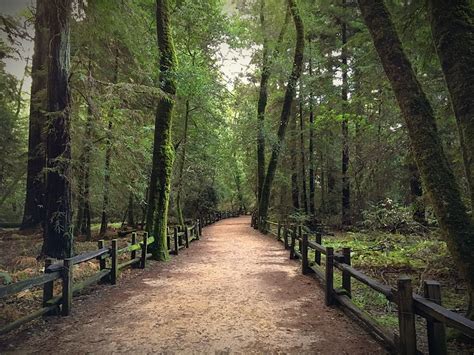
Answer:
[2, 216, 384, 354]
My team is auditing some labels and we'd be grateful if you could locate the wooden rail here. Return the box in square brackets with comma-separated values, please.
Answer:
[254, 216, 474, 355]
[0, 211, 239, 335]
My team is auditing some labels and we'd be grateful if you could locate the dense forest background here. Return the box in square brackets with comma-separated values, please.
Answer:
[1, 0, 474, 346]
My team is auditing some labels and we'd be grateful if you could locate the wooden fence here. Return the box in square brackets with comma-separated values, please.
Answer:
[0, 211, 239, 335]
[251, 216, 474, 355]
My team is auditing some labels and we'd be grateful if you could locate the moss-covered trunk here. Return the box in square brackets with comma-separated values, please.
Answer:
[146, 0, 177, 261]
[358, 0, 474, 320]
[21, 0, 48, 230]
[42, 0, 73, 259]
[258, 0, 304, 224]
[176, 99, 190, 228]
[428, 0, 474, 211]
[308, 38, 316, 220]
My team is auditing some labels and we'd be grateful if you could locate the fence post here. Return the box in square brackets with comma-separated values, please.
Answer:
[111, 239, 118, 285]
[302, 233, 309, 275]
[298, 225, 302, 253]
[325, 247, 334, 306]
[185, 227, 190, 248]
[199, 218, 203, 235]
[131, 232, 137, 264]
[342, 247, 351, 297]
[141, 232, 148, 269]
[98, 239, 106, 270]
[61, 258, 73, 316]
[290, 226, 296, 259]
[196, 220, 200, 240]
[277, 222, 281, 241]
[174, 227, 179, 255]
[315, 233, 322, 265]
[397, 276, 417, 355]
[284, 225, 289, 249]
[423, 281, 447, 355]
[167, 228, 171, 252]
[43, 258, 55, 314]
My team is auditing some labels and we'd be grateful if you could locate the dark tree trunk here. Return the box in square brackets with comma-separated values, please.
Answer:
[341, 1, 351, 226]
[290, 103, 300, 210]
[41, 0, 72, 259]
[21, 0, 48, 230]
[99, 50, 119, 236]
[127, 192, 135, 227]
[358, 0, 474, 320]
[408, 155, 425, 224]
[258, 0, 304, 224]
[308, 38, 316, 219]
[146, 0, 177, 261]
[299, 92, 308, 214]
[428, 0, 474, 210]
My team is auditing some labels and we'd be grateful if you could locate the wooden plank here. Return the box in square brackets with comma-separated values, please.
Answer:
[131, 233, 137, 262]
[413, 294, 474, 338]
[72, 269, 110, 293]
[315, 233, 322, 265]
[423, 281, 447, 355]
[397, 276, 417, 355]
[69, 248, 109, 265]
[141, 233, 148, 269]
[0, 304, 58, 335]
[118, 257, 141, 270]
[42, 259, 55, 315]
[309, 265, 325, 282]
[307, 240, 327, 254]
[98, 240, 106, 270]
[335, 293, 396, 351]
[342, 247, 351, 297]
[0, 272, 60, 299]
[294, 250, 302, 260]
[302, 234, 310, 275]
[334, 262, 394, 301]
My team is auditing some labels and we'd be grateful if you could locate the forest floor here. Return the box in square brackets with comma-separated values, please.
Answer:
[0, 216, 384, 353]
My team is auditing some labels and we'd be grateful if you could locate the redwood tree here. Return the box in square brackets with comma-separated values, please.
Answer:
[41, 0, 73, 259]
[146, 0, 177, 261]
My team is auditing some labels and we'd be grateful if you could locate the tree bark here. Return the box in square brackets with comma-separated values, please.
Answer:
[408, 154, 425, 224]
[308, 38, 316, 219]
[146, 0, 177, 261]
[428, 0, 474, 210]
[258, 0, 304, 224]
[21, 0, 48, 230]
[127, 192, 135, 227]
[290, 102, 300, 210]
[299, 91, 308, 214]
[341, 0, 351, 226]
[41, 0, 73, 259]
[358, 0, 474, 320]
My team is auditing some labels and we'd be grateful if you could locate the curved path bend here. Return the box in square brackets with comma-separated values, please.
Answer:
[2, 216, 384, 354]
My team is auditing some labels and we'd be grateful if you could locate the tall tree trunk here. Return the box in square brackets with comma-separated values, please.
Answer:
[99, 50, 119, 236]
[146, 0, 177, 261]
[290, 102, 300, 210]
[358, 0, 474, 320]
[21, 0, 48, 230]
[428, 0, 474, 210]
[41, 0, 72, 259]
[308, 38, 316, 220]
[127, 192, 135, 227]
[299, 91, 308, 214]
[341, 0, 351, 226]
[258, 0, 304, 224]
[99, 120, 112, 236]
[176, 99, 190, 228]
[256, 2, 291, 205]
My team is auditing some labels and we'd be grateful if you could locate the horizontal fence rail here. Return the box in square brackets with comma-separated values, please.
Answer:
[0, 211, 239, 335]
[252, 214, 474, 355]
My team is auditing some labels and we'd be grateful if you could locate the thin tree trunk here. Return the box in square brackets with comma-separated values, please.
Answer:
[299, 91, 308, 214]
[308, 38, 316, 219]
[146, 0, 177, 261]
[99, 50, 119, 236]
[358, 0, 474, 320]
[290, 102, 300, 210]
[428, 0, 474, 211]
[21, 0, 48, 230]
[258, 0, 304, 224]
[176, 99, 190, 228]
[341, 0, 351, 226]
[41, 0, 73, 259]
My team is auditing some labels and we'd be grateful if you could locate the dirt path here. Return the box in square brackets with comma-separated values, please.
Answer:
[1, 216, 384, 354]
